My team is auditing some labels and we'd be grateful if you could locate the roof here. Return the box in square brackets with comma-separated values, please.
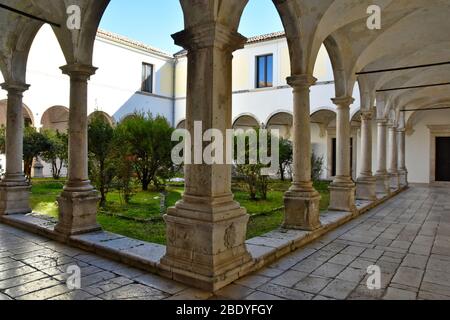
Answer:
[96, 29, 174, 59]
[96, 29, 287, 59]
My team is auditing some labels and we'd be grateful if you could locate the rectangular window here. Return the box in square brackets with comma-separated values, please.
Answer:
[141, 63, 153, 93]
[256, 54, 273, 88]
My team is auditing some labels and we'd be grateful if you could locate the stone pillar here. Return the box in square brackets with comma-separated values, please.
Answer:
[388, 124, 400, 190]
[356, 111, 377, 201]
[397, 128, 408, 186]
[55, 64, 100, 235]
[329, 96, 356, 212]
[160, 24, 251, 292]
[375, 119, 390, 194]
[0, 82, 32, 215]
[283, 75, 321, 231]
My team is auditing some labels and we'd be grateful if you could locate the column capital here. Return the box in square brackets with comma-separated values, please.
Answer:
[396, 128, 406, 133]
[376, 118, 389, 125]
[1, 81, 30, 94]
[60, 63, 97, 81]
[172, 23, 247, 53]
[286, 74, 317, 88]
[332, 96, 355, 109]
[360, 110, 374, 121]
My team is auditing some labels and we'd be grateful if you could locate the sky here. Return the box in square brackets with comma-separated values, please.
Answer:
[99, 0, 284, 54]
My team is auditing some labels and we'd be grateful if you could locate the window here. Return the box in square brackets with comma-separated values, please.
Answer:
[256, 54, 273, 88]
[141, 63, 153, 93]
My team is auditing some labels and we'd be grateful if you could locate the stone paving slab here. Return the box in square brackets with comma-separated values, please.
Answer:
[0, 185, 449, 300]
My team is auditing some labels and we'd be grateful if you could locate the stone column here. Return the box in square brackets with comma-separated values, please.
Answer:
[388, 124, 400, 189]
[329, 96, 356, 212]
[375, 119, 390, 194]
[55, 64, 100, 235]
[160, 24, 251, 292]
[397, 128, 408, 186]
[283, 75, 321, 231]
[0, 82, 31, 215]
[356, 110, 377, 201]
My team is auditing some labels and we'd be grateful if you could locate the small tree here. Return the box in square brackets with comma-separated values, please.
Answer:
[41, 130, 68, 179]
[278, 137, 293, 181]
[116, 113, 174, 191]
[311, 152, 324, 182]
[233, 128, 274, 201]
[23, 127, 52, 180]
[88, 114, 116, 207]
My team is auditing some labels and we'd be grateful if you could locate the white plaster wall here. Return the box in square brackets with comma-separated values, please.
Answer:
[406, 109, 450, 184]
[0, 25, 175, 126]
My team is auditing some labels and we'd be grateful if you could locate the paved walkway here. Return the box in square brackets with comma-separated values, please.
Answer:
[1, 185, 450, 300]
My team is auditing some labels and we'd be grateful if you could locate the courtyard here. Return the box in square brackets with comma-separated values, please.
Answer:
[1, 185, 449, 300]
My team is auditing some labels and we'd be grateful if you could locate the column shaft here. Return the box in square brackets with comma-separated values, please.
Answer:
[375, 119, 390, 194]
[388, 125, 400, 189]
[356, 111, 376, 200]
[283, 75, 321, 231]
[55, 64, 100, 235]
[397, 129, 408, 186]
[0, 82, 31, 215]
[329, 97, 356, 212]
[161, 24, 251, 292]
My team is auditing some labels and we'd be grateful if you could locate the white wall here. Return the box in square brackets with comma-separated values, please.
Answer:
[406, 109, 450, 184]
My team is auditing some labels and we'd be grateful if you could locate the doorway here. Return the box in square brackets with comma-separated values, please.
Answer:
[436, 137, 450, 182]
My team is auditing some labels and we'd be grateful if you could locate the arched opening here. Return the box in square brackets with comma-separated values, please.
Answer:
[41, 106, 69, 132]
[233, 114, 260, 130]
[0, 99, 34, 127]
[176, 119, 185, 130]
[88, 111, 114, 126]
[266, 111, 293, 139]
[310, 108, 337, 180]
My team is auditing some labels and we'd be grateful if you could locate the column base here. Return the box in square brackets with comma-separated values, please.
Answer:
[160, 197, 252, 292]
[399, 170, 408, 187]
[0, 183, 32, 215]
[329, 181, 356, 212]
[356, 176, 377, 201]
[389, 172, 400, 190]
[55, 189, 101, 236]
[376, 173, 391, 195]
[283, 187, 321, 231]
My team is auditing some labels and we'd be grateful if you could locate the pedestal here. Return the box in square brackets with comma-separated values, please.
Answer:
[55, 190, 101, 235]
[161, 199, 252, 291]
[356, 177, 377, 201]
[329, 182, 356, 212]
[0, 184, 32, 215]
[283, 189, 321, 231]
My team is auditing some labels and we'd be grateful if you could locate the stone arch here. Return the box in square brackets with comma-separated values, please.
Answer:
[265, 111, 293, 139]
[350, 109, 361, 127]
[176, 119, 186, 130]
[88, 111, 115, 126]
[232, 113, 260, 130]
[40, 106, 69, 132]
[0, 99, 34, 127]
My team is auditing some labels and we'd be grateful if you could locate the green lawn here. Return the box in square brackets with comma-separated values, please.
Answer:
[30, 178, 330, 245]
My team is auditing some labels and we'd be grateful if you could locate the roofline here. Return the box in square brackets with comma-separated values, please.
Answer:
[174, 31, 286, 57]
[96, 29, 174, 59]
[96, 29, 287, 59]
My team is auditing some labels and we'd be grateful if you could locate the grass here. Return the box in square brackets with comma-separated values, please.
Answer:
[30, 178, 330, 245]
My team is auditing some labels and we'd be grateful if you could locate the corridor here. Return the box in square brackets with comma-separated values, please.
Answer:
[0, 185, 449, 300]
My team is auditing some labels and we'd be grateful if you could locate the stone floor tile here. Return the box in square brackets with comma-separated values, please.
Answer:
[294, 276, 333, 294]
[258, 283, 313, 300]
[134, 273, 187, 295]
[312, 263, 346, 278]
[244, 291, 284, 300]
[328, 253, 356, 266]
[235, 274, 271, 289]
[383, 287, 417, 300]
[214, 284, 254, 300]
[270, 270, 308, 288]
[98, 284, 168, 300]
[319, 279, 359, 299]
